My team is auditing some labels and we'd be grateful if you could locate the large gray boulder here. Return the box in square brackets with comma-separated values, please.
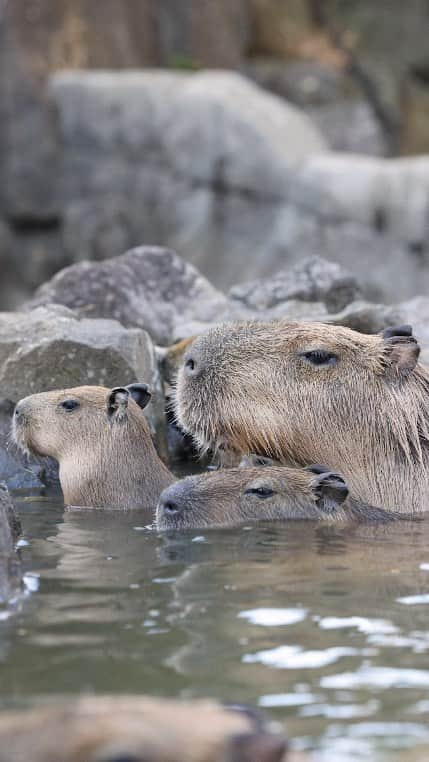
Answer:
[0, 484, 21, 609]
[26, 246, 231, 346]
[229, 255, 362, 313]
[0, 2, 250, 223]
[48, 70, 429, 301]
[0, 305, 167, 467]
[49, 70, 327, 289]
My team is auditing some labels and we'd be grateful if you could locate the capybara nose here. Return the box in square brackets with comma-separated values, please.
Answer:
[183, 352, 202, 378]
[13, 401, 27, 422]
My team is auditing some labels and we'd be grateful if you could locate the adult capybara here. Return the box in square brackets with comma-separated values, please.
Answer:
[13, 384, 174, 509]
[175, 320, 429, 513]
[0, 695, 292, 762]
[157, 463, 401, 530]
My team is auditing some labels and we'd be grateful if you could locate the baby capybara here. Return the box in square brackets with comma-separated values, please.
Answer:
[157, 463, 400, 530]
[13, 384, 173, 509]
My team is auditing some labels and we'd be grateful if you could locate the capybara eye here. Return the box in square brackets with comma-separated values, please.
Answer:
[102, 756, 141, 762]
[300, 349, 338, 367]
[59, 399, 80, 412]
[244, 486, 275, 499]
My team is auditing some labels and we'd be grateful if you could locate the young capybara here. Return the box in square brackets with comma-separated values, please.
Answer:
[0, 695, 292, 762]
[175, 321, 429, 513]
[13, 384, 174, 509]
[157, 463, 401, 530]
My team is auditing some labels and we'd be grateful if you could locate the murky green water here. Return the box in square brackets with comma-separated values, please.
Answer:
[1, 493, 429, 761]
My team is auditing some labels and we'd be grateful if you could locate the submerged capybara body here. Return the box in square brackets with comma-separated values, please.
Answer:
[0, 695, 291, 762]
[13, 384, 173, 509]
[175, 320, 429, 513]
[157, 463, 401, 530]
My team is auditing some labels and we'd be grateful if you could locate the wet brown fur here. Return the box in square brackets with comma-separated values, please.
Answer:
[175, 320, 429, 513]
[0, 695, 291, 762]
[13, 386, 174, 509]
[157, 465, 400, 530]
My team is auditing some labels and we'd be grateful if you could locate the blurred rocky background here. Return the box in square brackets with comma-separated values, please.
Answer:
[1, 0, 429, 309]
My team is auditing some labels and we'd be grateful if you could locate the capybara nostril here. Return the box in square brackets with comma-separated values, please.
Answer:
[161, 498, 181, 517]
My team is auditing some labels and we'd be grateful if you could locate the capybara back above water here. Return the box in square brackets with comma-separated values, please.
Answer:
[157, 462, 401, 530]
[13, 384, 173, 509]
[175, 320, 429, 513]
[0, 695, 291, 762]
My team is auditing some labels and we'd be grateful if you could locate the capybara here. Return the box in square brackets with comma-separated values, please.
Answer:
[175, 321, 428, 513]
[0, 695, 292, 762]
[13, 384, 174, 509]
[157, 463, 401, 530]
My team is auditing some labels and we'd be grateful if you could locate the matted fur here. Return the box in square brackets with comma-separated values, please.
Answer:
[175, 321, 429, 513]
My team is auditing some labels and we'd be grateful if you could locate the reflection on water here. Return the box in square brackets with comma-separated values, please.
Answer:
[0, 495, 429, 760]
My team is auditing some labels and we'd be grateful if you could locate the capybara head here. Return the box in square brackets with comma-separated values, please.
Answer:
[175, 321, 429, 512]
[13, 384, 173, 509]
[0, 695, 289, 762]
[157, 463, 350, 529]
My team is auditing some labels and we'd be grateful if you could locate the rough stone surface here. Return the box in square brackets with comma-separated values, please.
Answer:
[47, 70, 429, 301]
[229, 255, 362, 313]
[49, 70, 327, 289]
[0, 0, 250, 222]
[321, 296, 429, 365]
[26, 246, 232, 346]
[0, 483, 21, 608]
[243, 58, 388, 157]
[0, 305, 166, 456]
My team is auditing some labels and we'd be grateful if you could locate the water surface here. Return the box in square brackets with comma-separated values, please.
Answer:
[1, 493, 429, 761]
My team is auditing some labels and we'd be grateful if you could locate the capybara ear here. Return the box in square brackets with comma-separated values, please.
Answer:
[107, 387, 130, 421]
[227, 732, 288, 762]
[382, 324, 413, 340]
[125, 383, 152, 410]
[239, 454, 278, 469]
[382, 325, 420, 374]
[305, 463, 334, 476]
[312, 471, 349, 512]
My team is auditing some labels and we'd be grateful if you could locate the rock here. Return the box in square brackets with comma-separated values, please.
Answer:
[288, 154, 429, 302]
[0, 1, 250, 223]
[229, 255, 362, 313]
[323, 300, 403, 334]
[0, 483, 21, 608]
[48, 70, 429, 301]
[0, 305, 166, 457]
[243, 58, 388, 156]
[322, 295, 429, 365]
[26, 246, 231, 346]
[49, 69, 326, 289]
[243, 58, 347, 107]
[307, 99, 388, 157]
